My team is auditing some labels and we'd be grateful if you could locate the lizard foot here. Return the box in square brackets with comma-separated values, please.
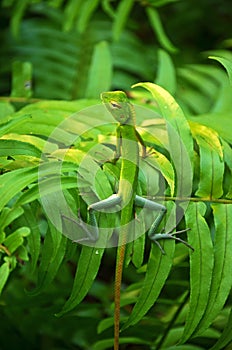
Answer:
[150, 228, 194, 255]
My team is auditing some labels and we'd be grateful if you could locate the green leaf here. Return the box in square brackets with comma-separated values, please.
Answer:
[0, 114, 30, 138]
[11, 61, 32, 98]
[210, 307, 232, 350]
[63, 0, 83, 31]
[166, 346, 204, 350]
[211, 83, 232, 114]
[192, 204, 232, 337]
[10, 0, 29, 37]
[142, 151, 175, 196]
[180, 202, 214, 343]
[0, 206, 24, 241]
[9, 100, 102, 143]
[190, 122, 224, 198]
[16, 176, 78, 206]
[0, 102, 15, 122]
[0, 262, 10, 295]
[2, 133, 58, 153]
[56, 245, 105, 316]
[146, 7, 178, 53]
[149, 0, 180, 6]
[209, 55, 232, 85]
[221, 139, 232, 198]
[155, 49, 177, 95]
[122, 203, 176, 330]
[177, 65, 219, 110]
[187, 113, 232, 144]
[77, 0, 100, 33]
[132, 82, 194, 199]
[0, 162, 78, 212]
[92, 337, 150, 350]
[126, 241, 175, 330]
[102, 0, 115, 19]
[124, 217, 146, 268]
[113, 0, 135, 41]
[97, 317, 114, 334]
[140, 156, 160, 195]
[161, 326, 211, 349]
[130, 228, 146, 269]
[3, 226, 30, 254]
[17, 245, 29, 261]
[0, 140, 41, 158]
[0, 166, 38, 211]
[28, 222, 67, 295]
[18, 203, 41, 273]
[85, 41, 112, 98]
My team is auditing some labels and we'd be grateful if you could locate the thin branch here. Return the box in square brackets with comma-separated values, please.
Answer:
[146, 196, 232, 205]
[154, 291, 190, 350]
[0, 244, 11, 256]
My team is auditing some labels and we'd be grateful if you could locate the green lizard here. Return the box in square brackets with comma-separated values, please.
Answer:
[76, 91, 192, 350]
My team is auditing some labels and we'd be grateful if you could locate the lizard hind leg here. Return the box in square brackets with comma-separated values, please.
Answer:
[150, 229, 194, 255]
[134, 195, 193, 254]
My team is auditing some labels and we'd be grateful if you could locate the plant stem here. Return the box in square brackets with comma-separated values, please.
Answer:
[154, 291, 190, 350]
[148, 196, 232, 204]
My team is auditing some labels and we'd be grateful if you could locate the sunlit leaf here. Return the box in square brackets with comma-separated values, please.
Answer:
[3, 226, 30, 254]
[0, 162, 78, 211]
[132, 83, 194, 231]
[0, 139, 41, 158]
[0, 102, 15, 122]
[0, 114, 30, 138]
[142, 151, 175, 196]
[190, 122, 224, 199]
[187, 113, 232, 144]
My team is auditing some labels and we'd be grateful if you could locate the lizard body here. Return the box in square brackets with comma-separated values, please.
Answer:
[101, 92, 140, 349]
[72, 91, 192, 350]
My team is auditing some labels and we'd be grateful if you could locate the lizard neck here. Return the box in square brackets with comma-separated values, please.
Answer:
[118, 123, 139, 209]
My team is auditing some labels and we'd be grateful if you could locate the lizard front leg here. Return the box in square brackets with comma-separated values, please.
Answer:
[62, 194, 122, 243]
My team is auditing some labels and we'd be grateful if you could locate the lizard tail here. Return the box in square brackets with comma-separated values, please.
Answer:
[114, 242, 126, 350]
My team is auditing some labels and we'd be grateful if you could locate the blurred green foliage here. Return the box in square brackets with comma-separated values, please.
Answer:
[0, 1, 232, 349]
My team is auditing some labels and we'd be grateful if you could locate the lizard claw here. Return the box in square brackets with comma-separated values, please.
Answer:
[150, 228, 194, 254]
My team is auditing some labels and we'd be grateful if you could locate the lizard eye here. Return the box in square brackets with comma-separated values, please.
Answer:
[110, 101, 121, 109]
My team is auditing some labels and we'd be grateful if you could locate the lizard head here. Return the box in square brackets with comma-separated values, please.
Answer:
[101, 91, 132, 124]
